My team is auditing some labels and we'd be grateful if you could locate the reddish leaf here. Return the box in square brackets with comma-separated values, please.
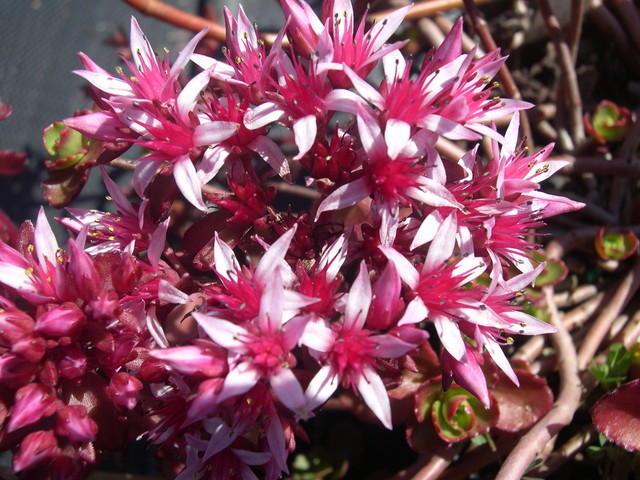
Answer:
[492, 367, 554, 432]
[591, 378, 640, 453]
[42, 165, 91, 208]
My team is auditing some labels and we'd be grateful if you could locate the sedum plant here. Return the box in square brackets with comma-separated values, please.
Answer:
[0, 1, 583, 479]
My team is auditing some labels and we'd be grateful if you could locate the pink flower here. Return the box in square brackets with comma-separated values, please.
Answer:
[331, 19, 532, 141]
[302, 262, 423, 429]
[277, 0, 410, 86]
[60, 167, 168, 266]
[315, 107, 461, 244]
[192, 227, 317, 418]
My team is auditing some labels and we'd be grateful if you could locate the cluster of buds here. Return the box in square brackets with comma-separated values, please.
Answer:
[0, 1, 583, 479]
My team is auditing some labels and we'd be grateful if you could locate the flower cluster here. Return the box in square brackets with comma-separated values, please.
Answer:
[0, 1, 583, 478]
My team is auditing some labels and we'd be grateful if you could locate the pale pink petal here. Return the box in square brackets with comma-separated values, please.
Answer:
[148, 218, 169, 268]
[64, 111, 125, 142]
[293, 115, 317, 160]
[254, 225, 297, 287]
[406, 177, 461, 208]
[300, 316, 336, 353]
[72, 70, 132, 97]
[368, 5, 412, 51]
[325, 88, 368, 115]
[357, 107, 386, 155]
[343, 67, 384, 108]
[484, 337, 519, 386]
[248, 135, 291, 179]
[344, 261, 372, 330]
[100, 167, 137, 216]
[158, 279, 190, 304]
[503, 311, 558, 335]
[270, 368, 309, 418]
[176, 68, 212, 121]
[410, 210, 443, 250]
[35, 208, 59, 266]
[258, 273, 284, 331]
[472, 99, 534, 123]
[133, 159, 160, 198]
[244, 102, 284, 129]
[314, 176, 371, 221]
[174, 155, 207, 211]
[197, 145, 230, 184]
[378, 246, 419, 289]
[384, 119, 411, 160]
[168, 27, 209, 84]
[233, 449, 272, 467]
[146, 306, 169, 348]
[423, 212, 457, 272]
[190, 54, 236, 79]
[317, 232, 349, 281]
[130, 16, 156, 72]
[418, 114, 481, 140]
[527, 190, 585, 217]
[217, 361, 261, 403]
[434, 314, 466, 361]
[305, 364, 339, 411]
[193, 121, 239, 146]
[355, 365, 392, 429]
[236, 4, 259, 54]
[372, 334, 417, 358]
[192, 312, 248, 351]
[382, 49, 407, 83]
[213, 233, 240, 281]
[503, 112, 520, 153]
[398, 297, 428, 326]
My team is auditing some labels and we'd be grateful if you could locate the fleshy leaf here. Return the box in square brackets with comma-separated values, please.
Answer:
[591, 378, 640, 453]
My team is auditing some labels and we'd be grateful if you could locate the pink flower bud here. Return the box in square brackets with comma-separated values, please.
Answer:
[150, 344, 228, 377]
[55, 404, 98, 443]
[35, 303, 85, 338]
[7, 383, 58, 432]
[39, 359, 60, 386]
[0, 354, 38, 388]
[11, 335, 46, 363]
[107, 372, 142, 410]
[56, 347, 88, 379]
[13, 430, 61, 472]
[0, 308, 35, 344]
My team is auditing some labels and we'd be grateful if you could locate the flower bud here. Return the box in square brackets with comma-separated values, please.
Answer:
[35, 302, 86, 338]
[107, 372, 143, 410]
[55, 404, 98, 443]
[13, 430, 61, 472]
[55, 348, 88, 380]
[7, 383, 58, 432]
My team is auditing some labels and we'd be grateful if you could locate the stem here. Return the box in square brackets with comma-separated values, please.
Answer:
[537, 0, 585, 148]
[588, 0, 640, 73]
[610, 0, 640, 53]
[576, 256, 640, 370]
[389, 444, 464, 480]
[495, 287, 581, 480]
[538, 425, 596, 476]
[462, 0, 534, 150]
[366, 0, 494, 23]
[567, 0, 585, 64]
[122, 0, 227, 42]
[556, 154, 640, 177]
